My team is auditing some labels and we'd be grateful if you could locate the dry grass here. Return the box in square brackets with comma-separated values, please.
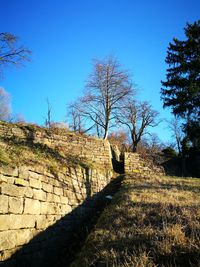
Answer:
[0, 136, 93, 174]
[70, 174, 200, 267]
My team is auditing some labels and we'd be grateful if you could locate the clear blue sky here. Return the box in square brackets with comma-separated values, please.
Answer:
[1, 0, 199, 143]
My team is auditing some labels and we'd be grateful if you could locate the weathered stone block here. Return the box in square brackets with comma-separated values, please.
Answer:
[14, 178, 29, 187]
[52, 179, 60, 187]
[40, 202, 59, 215]
[65, 190, 76, 199]
[35, 215, 47, 229]
[60, 204, 72, 214]
[33, 188, 46, 201]
[0, 173, 8, 183]
[68, 198, 79, 206]
[0, 194, 8, 213]
[36, 214, 60, 229]
[46, 193, 60, 203]
[18, 167, 29, 179]
[44, 170, 54, 178]
[29, 171, 43, 180]
[42, 182, 53, 193]
[0, 247, 19, 261]
[57, 172, 65, 181]
[60, 195, 69, 204]
[9, 197, 23, 214]
[29, 178, 42, 189]
[0, 229, 36, 250]
[0, 166, 18, 177]
[32, 165, 44, 174]
[24, 198, 40, 214]
[0, 214, 36, 230]
[0, 230, 17, 250]
[24, 187, 33, 198]
[1, 183, 25, 197]
[53, 186, 63, 196]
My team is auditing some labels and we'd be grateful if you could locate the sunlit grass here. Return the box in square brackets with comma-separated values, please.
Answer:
[71, 174, 200, 267]
[0, 135, 93, 173]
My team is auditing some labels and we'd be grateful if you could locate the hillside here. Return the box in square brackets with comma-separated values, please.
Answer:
[0, 122, 199, 267]
[70, 174, 200, 267]
[0, 121, 112, 172]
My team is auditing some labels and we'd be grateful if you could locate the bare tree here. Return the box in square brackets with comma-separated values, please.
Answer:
[45, 98, 53, 128]
[0, 88, 11, 121]
[0, 33, 31, 76]
[168, 116, 185, 155]
[67, 101, 86, 133]
[72, 56, 134, 139]
[116, 100, 159, 152]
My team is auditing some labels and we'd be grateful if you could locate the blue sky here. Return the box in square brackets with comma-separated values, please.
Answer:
[1, 0, 199, 143]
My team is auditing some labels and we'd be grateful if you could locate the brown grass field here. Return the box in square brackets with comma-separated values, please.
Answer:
[70, 174, 200, 267]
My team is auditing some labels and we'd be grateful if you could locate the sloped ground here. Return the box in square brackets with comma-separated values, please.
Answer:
[70, 174, 200, 267]
[0, 125, 93, 173]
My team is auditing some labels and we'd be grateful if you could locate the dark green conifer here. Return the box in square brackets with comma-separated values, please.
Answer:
[161, 20, 200, 120]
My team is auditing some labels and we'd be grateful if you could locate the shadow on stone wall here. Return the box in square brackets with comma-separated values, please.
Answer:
[1, 175, 123, 267]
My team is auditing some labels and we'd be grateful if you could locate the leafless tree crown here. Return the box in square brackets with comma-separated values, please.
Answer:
[116, 100, 159, 151]
[69, 56, 134, 139]
[0, 32, 31, 75]
[0, 88, 11, 121]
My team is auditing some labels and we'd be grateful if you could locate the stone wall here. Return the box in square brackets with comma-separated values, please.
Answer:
[0, 164, 112, 266]
[124, 152, 165, 176]
[0, 122, 114, 266]
[0, 122, 112, 170]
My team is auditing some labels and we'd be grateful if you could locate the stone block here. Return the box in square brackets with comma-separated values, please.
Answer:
[35, 215, 47, 229]
[0, 194, 8, 213]
[29, 171, 43, 180]
[0, 214, 36, 230]
[40, 202, 59, 215]
[24, 198, 40, 214]
[0, 229, 36, 250]
[68, 198, 79, 206]
[60, 204, 72, 215]
[52, 179, 60, 187]
[14, 178, 29, 187]
[0, 230, 16, 250]
[42, 182, 53, 193]
[24, 187, 33, 198]
[0, 166, 18, 177]
[0, 173, 8, 183]
[65, 190, 75, 199]
[29, 178, 42, 189]
[0, 247, 19, 261]
[53, 186, 63, 196]
[32, 165, 45, 174]
[9, 197, 23, 214]
[57, 172, 65, 181]
[18, 167, 29, 179]
[60, 195, 69, 204]
[36, 214, 59, 229]
[46, 193, 60, 203]
[1, 183, 25, 197]
[44, 171, 54, 178]
[33, 188, 46, 201]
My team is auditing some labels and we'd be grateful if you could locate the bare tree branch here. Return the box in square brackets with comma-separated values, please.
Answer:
[116, 99, 159, 151]
[0, 32, 31, 76]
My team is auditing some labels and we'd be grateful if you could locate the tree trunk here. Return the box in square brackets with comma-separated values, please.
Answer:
[103, 128, 108, 139]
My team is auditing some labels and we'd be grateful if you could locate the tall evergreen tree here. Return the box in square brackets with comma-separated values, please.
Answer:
[161, 20, 200, 121]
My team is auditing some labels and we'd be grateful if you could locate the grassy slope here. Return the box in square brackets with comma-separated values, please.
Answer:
[70, 174, 200, 267]
[0, 123, 94, 173]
